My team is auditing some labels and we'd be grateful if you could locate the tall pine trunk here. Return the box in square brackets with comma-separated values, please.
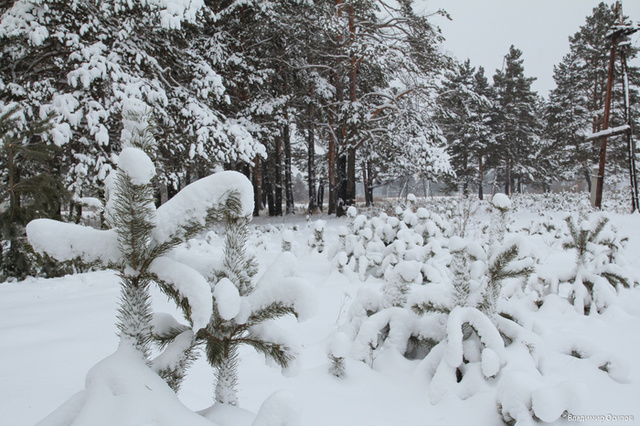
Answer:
[363, 160, 373, 206]
[504, 159, 511, 195]
[337, 153, 347, 216]
[283, 124, 294, 214]
[347, 147, 356, 206]
[478, 154, 484, 200]
[252, 155, 262, 216]
[274, 135, 283, 216]
[263, 160, 275, 216]
[328, 70, 340, 216]
[307, 103, 318, 213]
[346, 4, 358, 208]
[328, 126, 336, 215]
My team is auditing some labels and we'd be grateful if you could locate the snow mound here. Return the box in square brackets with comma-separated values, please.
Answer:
[252, 390, 301, 426]
[282, 230, 294, 243]
[199, 403, 255, 426]
[448, 236, 466, 252]
[118, 147, 156, 185]
[531, 381, 583, 423]
[329, 332, 352, 359]
[36, 345, 216, 426]
[491, 193, 511, 210]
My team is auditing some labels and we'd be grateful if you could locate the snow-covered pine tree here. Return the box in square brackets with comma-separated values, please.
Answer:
[487, 193, 512, 247]
[545, 51, 595, 189]
[281, 229, 294, 253]
[560, 211, 637, 314]
[0, 0, 264, 205]
[208, 204, 259, 405]
[545, 2, 640, 188]
[198, 227, 313, 406]
[409, 228, 534, 402]
[328, 332, 350, 378]
[436, 60, 494, 198]
[478, 239, 535, 317]
[491, 46, 542, 194]
[27, 110, 256, 375]
[148, 185, 255, 393]
[382, 260, 423, 308]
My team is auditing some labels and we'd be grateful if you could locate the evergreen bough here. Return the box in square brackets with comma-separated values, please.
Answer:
[0, 104, 67, 280]
[559, 212, 636, 314]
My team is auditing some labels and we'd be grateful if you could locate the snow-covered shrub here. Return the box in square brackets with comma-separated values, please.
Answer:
[330, 206, 453, 282]
[522, 213, 565, 242]
[511, 191, 591, 213]
[339, 194, 550, 418]
[308, 220, 326, 253]
[488, 193, 512, 245]
[382, 260, 424, 308]
[448, 197, 483, 238]
[554, 212, 637, 314]
[282, 229, 294, 252]
[343, 229, 535, 374]
[328, 332, 350, 378]
[408, 237, 552, 422]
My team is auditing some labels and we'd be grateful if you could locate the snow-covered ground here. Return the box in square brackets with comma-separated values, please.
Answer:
[2, 206, 640, 426]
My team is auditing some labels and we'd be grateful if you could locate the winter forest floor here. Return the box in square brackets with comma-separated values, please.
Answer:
[2, 198, 640, 426]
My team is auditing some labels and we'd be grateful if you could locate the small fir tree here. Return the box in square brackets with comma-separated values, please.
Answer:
[560, 212, 636, 314]
[328, 332, 350, 378]
[203, 217, 307, 405]
[308, 220, 326, 253]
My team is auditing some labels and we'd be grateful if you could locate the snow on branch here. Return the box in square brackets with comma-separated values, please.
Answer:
[26, 219, 121, 265]
[152, 171, 254, 244]
[148, 256, 213, 330]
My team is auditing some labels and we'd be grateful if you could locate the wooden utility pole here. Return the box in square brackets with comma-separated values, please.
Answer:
[620, 44, 640, 212]
[594, 6, 620, 209]
[593, 1, 639, 210]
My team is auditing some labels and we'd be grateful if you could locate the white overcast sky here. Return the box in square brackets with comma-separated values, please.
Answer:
[417, 0, 640, 97]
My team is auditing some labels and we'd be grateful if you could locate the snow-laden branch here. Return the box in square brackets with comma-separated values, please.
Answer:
[152, 171, 254, 244]
[148, 256, 213, 330]
[26, 219, 121, 264]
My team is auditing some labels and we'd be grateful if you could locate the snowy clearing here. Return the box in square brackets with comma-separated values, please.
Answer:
[2, 203, 640, 426]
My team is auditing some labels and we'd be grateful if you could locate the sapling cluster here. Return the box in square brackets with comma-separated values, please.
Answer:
[27, 113, 313, 410]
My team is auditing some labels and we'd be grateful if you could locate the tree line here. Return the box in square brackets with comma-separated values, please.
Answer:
[1, 0, 639, 279]
[438, 3, 640, 198]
